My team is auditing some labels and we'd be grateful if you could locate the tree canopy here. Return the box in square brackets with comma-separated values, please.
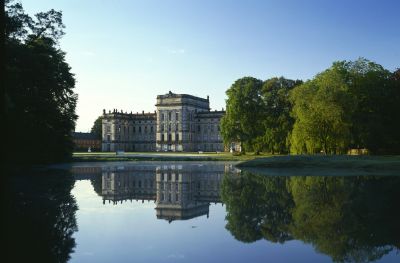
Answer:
[290, 58, 400, 154]
[4, 1, 77, 163]
[260, 77, 302, 153]
[221, 58, 400, 155]
[91, 116, 103, 140]
[220, 77, 265, 153]
[290, 67, 352, 154]
[220, 76, 301, 154]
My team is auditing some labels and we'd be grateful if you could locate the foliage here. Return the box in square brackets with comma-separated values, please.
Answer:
[260, 77, 302, 153]
[221, 76, 301, 154]
[222, 59, 399, 155]
[91, 116, 103, 140]
[289, 58, 400, 154]
[4, 1, 77, 163]
[220, 77, 265, 153]
[290, 68, 352, 154]
[338, 59, 400, 153]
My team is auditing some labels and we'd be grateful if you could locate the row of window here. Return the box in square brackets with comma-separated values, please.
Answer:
[161, 183, 180, 191]
[163, 173, 180, 181]
[161, 112, 179, 121]
[160, 133, 180, 142]
[160, 123, 179, 132]
[195, 124, 220, 132]
[160, 193, 179, 203]
[114, 125, 155, 134]
[107, 123, 221, 134]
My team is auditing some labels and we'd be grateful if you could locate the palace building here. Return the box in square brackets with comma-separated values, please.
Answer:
[101, 91, 225, 152]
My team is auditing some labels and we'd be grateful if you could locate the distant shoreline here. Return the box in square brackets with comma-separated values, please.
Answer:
[71, 153, 400, 170]
[71, 152, 267, 162]
[236, 155, 400, 176]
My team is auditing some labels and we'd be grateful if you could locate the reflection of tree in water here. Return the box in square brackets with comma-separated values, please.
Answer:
[221, 172, 400, 262]
[221, 173, 294, 243]
[90, 173, 103, 196]
[4, 169, 78, 262]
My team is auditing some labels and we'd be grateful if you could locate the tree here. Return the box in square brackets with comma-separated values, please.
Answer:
[290, 67, 352, 154]
[91, 116, 103, 140]
[339, 59, 400, 153]
[260, 77, 302, 154]
[220, 77, 264, 153]
[4, 1, 77, 163]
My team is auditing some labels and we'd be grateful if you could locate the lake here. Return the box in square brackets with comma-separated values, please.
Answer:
[4, 161, 400, 262]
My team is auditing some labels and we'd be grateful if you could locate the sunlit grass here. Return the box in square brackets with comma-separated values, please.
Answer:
[237, 155, 400, 169]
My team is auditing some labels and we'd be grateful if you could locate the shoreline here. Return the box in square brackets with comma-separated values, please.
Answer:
[71, 152, 269, 162]
[236, 155, 400, 176]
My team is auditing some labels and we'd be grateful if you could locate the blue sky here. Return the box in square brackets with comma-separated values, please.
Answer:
[21, 0, 400, 132]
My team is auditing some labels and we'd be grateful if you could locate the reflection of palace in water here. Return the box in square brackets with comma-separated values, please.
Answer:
[73, 164, 239, 222]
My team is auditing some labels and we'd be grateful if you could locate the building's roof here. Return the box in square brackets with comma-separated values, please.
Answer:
[156, 91, 209, 102]
[102, 111, 157, 119]
[195, 110, 225, 118]
[72, 132, 99, 140]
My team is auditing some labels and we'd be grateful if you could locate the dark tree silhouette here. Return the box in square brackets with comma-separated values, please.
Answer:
[91, 116, 103, 140]
[4, 1, 77, 164]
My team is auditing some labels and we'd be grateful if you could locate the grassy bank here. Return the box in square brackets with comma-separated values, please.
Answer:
[72, 152, 272, 162]
[236, 155, 400, 176]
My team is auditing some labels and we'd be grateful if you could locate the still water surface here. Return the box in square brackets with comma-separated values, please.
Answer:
[5, 162, 400, 262]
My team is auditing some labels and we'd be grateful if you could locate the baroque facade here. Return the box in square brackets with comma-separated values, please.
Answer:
[101, 92, 225, 152]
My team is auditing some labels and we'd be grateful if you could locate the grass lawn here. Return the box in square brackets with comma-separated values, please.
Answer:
[236, 155, 400, 176]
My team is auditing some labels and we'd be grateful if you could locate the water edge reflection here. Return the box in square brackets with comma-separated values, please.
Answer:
[222, 171, 400, 262]
[73, 163, 239, 222]
[5, 169, 78, 263]
[4, 163, 400, 263]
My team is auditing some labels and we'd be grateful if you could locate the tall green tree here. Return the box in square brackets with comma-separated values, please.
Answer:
[290, 67, 352, 154]
[220, 77, 264, 153]
[260, 77, 302, 154]
[337, 59, 400, 153]
[4, 1, 77, 163]
[91, 116, 103, 140]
